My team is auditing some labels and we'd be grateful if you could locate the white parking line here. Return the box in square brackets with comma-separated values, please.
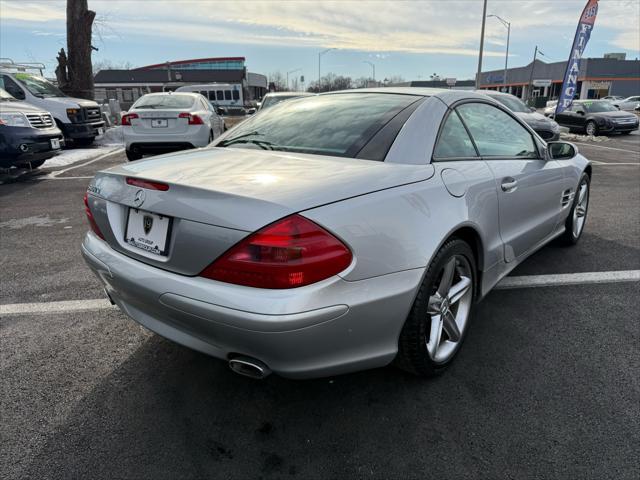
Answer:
[47, 148, 124, 179]
[495, 270, 640, 290]
[1, 270, 639, 316]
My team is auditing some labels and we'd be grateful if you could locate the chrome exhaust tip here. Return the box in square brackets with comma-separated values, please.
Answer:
[228, 356, 271, 379]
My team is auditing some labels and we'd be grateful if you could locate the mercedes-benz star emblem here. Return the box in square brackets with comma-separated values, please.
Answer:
[133, 189, 145, 207]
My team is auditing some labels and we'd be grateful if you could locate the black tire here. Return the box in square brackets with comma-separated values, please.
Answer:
[74, 137, 96, 147]
[126, 149, 143, 161]
[28, 159, 46, 169]
[395, 238, 477, 376]
[208, 130, 214, 144]
[560, 172, 590, 245]
[620, 131, 631, 135]
[585, 120, 598, 136]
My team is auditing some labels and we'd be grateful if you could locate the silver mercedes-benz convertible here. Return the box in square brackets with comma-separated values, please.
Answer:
[82, 88, 591, 379]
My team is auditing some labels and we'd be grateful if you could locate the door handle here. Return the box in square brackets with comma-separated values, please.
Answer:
[501, 177, 518, 192]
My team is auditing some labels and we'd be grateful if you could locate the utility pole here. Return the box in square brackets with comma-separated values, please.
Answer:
[318, 48, 335, 91]
[527, 46, 543, 104]
[363, 61, 375, 84]
[475, 0, 488, 89]
[488, 14, 511, 91]
[287, 68, 302, 91]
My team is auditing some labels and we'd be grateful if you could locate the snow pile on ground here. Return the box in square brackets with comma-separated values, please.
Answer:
[95, 126, 124, 147]
[560, 132, 611, 143]
[45, 145, 121, 168]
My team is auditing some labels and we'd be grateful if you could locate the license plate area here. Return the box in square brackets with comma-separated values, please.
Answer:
[151, 119, 168, 128]
[125, 208, 172, 256]
[50, 138, 60, 149]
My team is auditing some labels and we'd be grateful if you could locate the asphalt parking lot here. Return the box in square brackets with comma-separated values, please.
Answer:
[1, 134, 639, 479]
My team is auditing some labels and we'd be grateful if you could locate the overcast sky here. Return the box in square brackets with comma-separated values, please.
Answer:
[1, 0, 639, 84]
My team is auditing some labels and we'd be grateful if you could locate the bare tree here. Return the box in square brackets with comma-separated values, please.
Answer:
[308, 73, 352, 93]
[56, 0, 96, 99]
[268, 71, 287, 91]
[93, 59, 133, 74]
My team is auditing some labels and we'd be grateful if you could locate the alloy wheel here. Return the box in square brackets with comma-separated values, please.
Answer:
[426, 255, 473, 363]
[586, 121, 597, 136]
[572, 179, 589, 238]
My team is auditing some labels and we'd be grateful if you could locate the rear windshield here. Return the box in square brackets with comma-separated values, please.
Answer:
[261, 95, 300, 109]
[217, 93, 419, 158]
[133, 95, 195, 109]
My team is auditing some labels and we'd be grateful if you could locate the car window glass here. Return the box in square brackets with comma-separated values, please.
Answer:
[433, 112, 478, 158]
[1, 75, 25, 99]
[232, 90, 240, 100]
[208, 91, 216, 101]
[216, 90, 223, 100]
[133, 95, 195, 109]
[224, 90, 232, 100]
[457, 103, 538, 158]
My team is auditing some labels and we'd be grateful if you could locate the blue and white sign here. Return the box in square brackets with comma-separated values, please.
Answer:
[555, 0, 599, 115]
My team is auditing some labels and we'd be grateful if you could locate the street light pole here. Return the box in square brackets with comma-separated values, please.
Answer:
[488, 14, 511, 91]
[475, 0, 488, 89]
[527, 46, 546, 104]
[318, 48, 336, 90]
[287, 68, 302, 91]
[363, 61, 375, 84]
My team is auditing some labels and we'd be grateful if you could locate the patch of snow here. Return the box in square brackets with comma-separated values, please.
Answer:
[44, 146, 120, 168]
[560, 132, 611, 143]
[95, 126, 124, 147]
[0, 215, 69, 230]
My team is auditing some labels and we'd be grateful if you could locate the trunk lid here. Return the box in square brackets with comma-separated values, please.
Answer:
[130, 108, 190, 135]
[89, 148, 434, 274]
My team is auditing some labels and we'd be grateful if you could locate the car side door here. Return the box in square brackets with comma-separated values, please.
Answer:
[456, 102, 565, 262]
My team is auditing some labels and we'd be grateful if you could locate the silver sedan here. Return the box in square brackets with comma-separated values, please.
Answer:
[82, 89, 591, 379]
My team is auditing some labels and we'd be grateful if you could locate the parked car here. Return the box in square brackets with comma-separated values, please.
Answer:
[176, 83, 244, 109]
[543, 100, 558, 117]
[612, 95, 640, 111]
[83, 89, 591, 379]
[121, 92, 225, 161]
[479, 90, 560, 141]
[601, 95, 625, 101]
[0, 60, 105, 146]
[0, 87, 64, 168]
[554, 99, 639, 135]
[259, 91, 315, 110]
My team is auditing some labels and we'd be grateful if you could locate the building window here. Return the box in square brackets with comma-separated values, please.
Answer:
[123, 89, 133, 102]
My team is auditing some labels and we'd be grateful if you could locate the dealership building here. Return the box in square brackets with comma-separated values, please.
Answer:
[478, 55, 639, 105]
[93, 57, 267, 108]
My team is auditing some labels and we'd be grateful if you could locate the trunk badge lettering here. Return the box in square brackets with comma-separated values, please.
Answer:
[133, 189, 145, 207]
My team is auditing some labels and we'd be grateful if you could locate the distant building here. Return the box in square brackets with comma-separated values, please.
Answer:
[604, 52, 626, 61]
[94, 57, 267, 108]
[390, 79, 476, 90]
[478, 56, 640, 104]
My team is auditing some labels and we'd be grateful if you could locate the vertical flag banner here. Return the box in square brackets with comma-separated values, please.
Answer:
[555, 0, 599, 115]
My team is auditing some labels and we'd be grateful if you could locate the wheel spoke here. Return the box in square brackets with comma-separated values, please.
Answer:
[448, 276, 471, 305]
[427, 294, 442, 315]
[426, 314, 443, 358]
[442, 310, 461, 342]
[437, 257, 456, 297]
[578, 185, 587, 204]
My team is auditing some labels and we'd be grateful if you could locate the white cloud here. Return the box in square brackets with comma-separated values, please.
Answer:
[0, 0, 64, 22]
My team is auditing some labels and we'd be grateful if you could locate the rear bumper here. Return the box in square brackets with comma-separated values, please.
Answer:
[81, 232, 422, 379]
[0, 126, 64, 167]
[124, 125, 209, 152]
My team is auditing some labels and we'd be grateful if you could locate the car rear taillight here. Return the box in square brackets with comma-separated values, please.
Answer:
[200, 214, 352, 289]
[83, 192, 104, 239]
[121, 113, 139, 126]
[126, 177, 169, 191]
[178, 112, 204, 125]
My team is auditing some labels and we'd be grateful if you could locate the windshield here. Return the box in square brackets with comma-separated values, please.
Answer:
[488, 94, 531, 113]
[14, 73, 65, 97]
[0, 88, 16, 101]
[133, 95, 195, 109]
[582, 101, 619, 113]
[217, 93, 419, 158]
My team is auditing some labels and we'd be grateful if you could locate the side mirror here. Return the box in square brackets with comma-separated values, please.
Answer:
[548, 141, 577, 160]
[216, 107, 227, 116]
[247, 108, 256, 115]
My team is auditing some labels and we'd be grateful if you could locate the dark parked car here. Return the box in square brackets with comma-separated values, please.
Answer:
[479, 90, 561, 141]
[554, 100, 639, 136]
[0, 88, 64, 168]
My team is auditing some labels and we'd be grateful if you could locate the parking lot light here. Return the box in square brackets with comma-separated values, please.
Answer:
[487, 14, 511, 89]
